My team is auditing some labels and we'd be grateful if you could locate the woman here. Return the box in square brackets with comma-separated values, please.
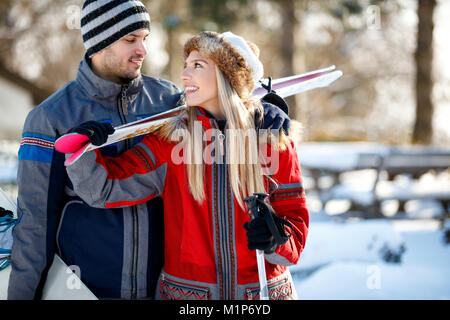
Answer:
[66, 31, 309, 300]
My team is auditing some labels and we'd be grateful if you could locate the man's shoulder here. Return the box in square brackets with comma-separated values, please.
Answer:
[25, 80, 79, 128]
[34, 80, 79, 113]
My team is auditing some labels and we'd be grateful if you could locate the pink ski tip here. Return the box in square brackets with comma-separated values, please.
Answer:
[64, 143, 89, 166]
[55, 133, 90, 154]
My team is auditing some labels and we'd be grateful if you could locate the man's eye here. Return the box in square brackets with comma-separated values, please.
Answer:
[194, 63, 202, 68]
[126, 39, 135, 43]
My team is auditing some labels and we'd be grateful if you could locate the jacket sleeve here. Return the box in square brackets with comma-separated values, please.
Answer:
[264, 138, 309, 266]
[8, 107, 66, 300]
[66, 135, 168, 209]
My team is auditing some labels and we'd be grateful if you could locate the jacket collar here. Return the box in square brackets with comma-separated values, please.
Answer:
[75, 54, 144, 101]
[196, 107, 227, 132]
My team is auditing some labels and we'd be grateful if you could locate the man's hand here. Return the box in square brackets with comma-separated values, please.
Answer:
[262, 92, 289, 116]
[257, 98, 290, 135]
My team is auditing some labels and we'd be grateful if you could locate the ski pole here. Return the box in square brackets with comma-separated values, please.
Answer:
[255, 249, 269, 300]
[244, 193, 270, 300]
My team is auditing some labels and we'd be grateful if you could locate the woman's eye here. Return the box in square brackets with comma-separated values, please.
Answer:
[194, 63, 202, 68]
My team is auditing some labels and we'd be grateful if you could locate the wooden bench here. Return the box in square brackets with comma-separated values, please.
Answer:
[301, 146, 450, 224]
[372, 151, 450, 223]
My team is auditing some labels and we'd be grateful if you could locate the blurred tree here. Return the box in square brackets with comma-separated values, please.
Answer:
[188, 0, 251, 31]
[0, 60, 52, 105]
[299, 0, 402, 141]
[188, 0, 302, 119]
[412, 0, 436, 145]
[0, 0, 84, 104]
[270, 0, 298, 119]
[160, 0, 184, 81]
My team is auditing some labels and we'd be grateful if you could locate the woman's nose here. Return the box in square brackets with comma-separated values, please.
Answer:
[180, 68, 191, 81]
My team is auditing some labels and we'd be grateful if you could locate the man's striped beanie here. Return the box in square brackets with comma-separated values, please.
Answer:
[81, 0, 151, 58]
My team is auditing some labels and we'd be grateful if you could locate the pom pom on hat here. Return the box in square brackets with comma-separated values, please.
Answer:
[221, 32, 264, 83]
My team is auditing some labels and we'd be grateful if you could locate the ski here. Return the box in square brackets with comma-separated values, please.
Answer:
[55, 106, 186, 165]
[56, 66, 342, 166]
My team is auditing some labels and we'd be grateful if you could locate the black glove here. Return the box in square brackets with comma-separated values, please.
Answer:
[0, 207, 14, 223]
[261, 92, 289, 116]
[257, 76, 290, 134]
[243, 212, 291, 254]
[256, 102, 290, 135]
[71, 121, 115, 146]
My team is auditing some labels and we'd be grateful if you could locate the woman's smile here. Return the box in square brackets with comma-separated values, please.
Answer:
[184, 85, 199, 95]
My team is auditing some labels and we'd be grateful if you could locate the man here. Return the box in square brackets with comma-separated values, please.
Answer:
[7, 0, 289, 300]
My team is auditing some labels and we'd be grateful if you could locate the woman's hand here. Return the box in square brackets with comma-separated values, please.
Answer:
[70, 121, 115, 146]
[243, 212, 291, 254]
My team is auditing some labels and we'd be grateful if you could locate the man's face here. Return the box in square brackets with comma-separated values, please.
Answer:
[92, 28, 149, 84]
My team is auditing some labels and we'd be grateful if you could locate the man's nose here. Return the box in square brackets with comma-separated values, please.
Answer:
[136, 40, 148, 56]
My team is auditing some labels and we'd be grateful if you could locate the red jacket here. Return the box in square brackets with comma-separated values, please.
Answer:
[67, 107, 309, 300]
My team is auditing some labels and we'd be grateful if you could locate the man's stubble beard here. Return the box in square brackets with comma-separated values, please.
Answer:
[103, 50, 141, 84]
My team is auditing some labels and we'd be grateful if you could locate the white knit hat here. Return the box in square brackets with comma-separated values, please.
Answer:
[221, 31, 264, 83]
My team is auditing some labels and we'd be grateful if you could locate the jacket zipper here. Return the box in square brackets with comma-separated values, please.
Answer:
[118, 85, 139, 299]
[121, 86, 129, 116]
[118, 85, 128, 125]
[216, 129, 234, 300]
[217, 162, 229, 299]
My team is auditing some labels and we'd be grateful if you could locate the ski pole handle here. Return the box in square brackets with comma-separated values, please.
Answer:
[244, 193, 269, 218]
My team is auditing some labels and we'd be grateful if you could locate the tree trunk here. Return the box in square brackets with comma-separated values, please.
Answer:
[0, 61, 52, 105]
[412, 0, 436, 145]
[278, 0, 298, 119]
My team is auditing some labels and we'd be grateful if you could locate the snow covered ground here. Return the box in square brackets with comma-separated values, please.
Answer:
[290, 215, 450, 300]
[290, 142, 450, 300]
[290, 144, 450, 300]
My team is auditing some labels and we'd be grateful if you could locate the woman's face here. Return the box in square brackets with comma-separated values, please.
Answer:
[181, 51, 222, 119]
